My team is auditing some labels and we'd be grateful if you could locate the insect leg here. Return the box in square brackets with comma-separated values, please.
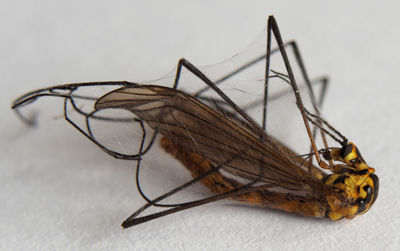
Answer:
[123, 136, 326, 228]
[122, 181, 275, 228]
[265, 75, 343, 145]
[12, 81, 138, 126]
[123, 135, 289, 228]
[283, 41, 342, 152]
[12, 81, 159, 160]
[12, 81, 137, 111]
[192, 41, 305, 98]
[275, 36, 347, 160]
[127, 154, 229, 227]
[305, 77, 335, 169]
[62, 90, 146, 160]
[171, 58, 268, 141]
[265, 15, 330, 169]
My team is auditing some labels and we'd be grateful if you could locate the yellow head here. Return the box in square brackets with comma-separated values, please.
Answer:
[323, 142, 379, 220]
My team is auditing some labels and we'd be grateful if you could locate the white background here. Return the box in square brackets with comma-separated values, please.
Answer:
[1, 0, 399, 250]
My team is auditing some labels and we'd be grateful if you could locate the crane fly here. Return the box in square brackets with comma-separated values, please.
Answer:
[12, 16, 378, 228]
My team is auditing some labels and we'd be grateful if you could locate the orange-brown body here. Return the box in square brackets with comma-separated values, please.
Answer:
[161, 137, 326, 218]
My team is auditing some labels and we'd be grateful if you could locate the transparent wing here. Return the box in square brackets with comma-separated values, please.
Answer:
[95, 85, 324, 192]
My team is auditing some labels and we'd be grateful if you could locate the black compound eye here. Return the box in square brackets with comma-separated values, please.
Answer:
[370, 174, 379, 206]
[356, 184, 375, 214]
[358, 185, 372, 203]
[364, 185, 372, 196]
[357, 198, 366, 205]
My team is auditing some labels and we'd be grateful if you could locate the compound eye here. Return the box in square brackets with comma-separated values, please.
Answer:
[363, 185, 373, 200]
[356, 184, 375, 214]
[357, 198, 366, 205]
[370, 174, 379, 206]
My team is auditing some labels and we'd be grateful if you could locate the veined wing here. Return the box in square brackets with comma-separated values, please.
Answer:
[95, 85, 325, 193]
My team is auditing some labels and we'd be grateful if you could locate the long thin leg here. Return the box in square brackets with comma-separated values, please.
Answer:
[62, 93, 147, 160]
[12, 81, 139, 128]
[170, 26, 336, 152]
[307, 77, 333, 170]
[12, 81, 159, 160]
[122, 138, 269, 228]
[172, 39, 316, 136]
[124, 58, 332, 228]
[123, 182, 273, 228]
[124, 133, 327, 228]
[172, 58, 268, 141]
[265, 16, 331, 169]
[171, 16, 331, 168]
[286, 42, 338, 161]
[123, 132, 278, 228]
[124, 17, 338, 226]
[12, 81, 138, 111]
[191, 41, 302, 98]
[195, 76, 330, 145]
[266, 75, 344, 144]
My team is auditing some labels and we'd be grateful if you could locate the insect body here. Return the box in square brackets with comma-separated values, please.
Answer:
[95, 85, 378, 224]
[12, 16, 378, 228]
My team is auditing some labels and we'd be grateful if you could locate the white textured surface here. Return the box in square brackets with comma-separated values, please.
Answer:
[1, 0, 399, 250]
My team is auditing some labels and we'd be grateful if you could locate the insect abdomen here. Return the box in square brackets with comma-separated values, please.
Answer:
[160, 137, 327, 218]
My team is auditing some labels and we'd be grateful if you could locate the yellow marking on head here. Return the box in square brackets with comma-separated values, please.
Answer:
[324, 169, 377, 220]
